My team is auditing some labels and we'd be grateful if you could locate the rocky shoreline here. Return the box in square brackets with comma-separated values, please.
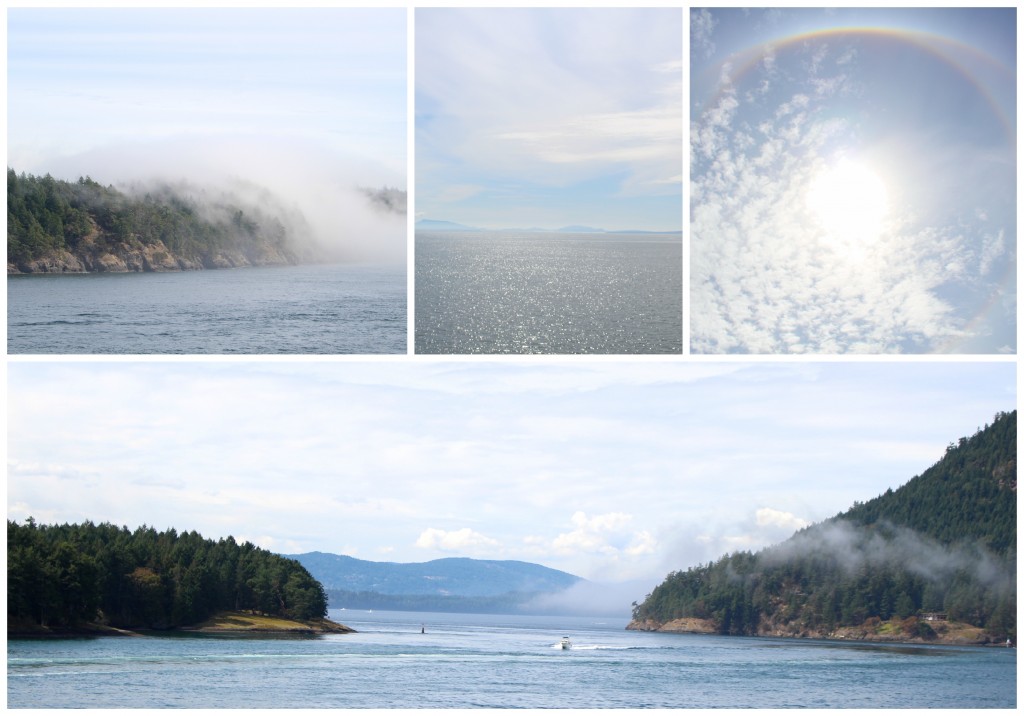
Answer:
[8, 239, 297, 274]
[626, 617, 1000, 646]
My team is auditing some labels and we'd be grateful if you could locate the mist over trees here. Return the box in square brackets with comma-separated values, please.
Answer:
[7, 169, 310, 271]
[633, 411, 1016, 641]
[360, 186, 407, 216]
[7, 520, 328, 630]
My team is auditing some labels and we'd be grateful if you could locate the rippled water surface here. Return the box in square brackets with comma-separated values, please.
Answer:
[7, 611, 1015, 708]
[7, 263, 406, 354]
[415, 232, 682, 354]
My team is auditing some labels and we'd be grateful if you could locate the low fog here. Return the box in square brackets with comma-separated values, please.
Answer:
[34, 136, 407, 265]
[762, 519, 1015, 595]
[523, 578, 660, 618]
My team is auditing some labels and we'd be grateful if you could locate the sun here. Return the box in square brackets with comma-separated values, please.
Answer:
[806, 158, 889, 251]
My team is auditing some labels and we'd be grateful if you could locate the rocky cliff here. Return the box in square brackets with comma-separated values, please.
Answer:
[8, 220, 297, 274]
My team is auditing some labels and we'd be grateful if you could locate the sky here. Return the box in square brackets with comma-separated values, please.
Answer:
[690, 8, 1016, 355]
[7, 8, 408, 262]
[7, 360, 1014, 603]
[415, 8, 682, 232]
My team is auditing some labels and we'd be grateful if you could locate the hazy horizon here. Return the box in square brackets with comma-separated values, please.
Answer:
[415, 219, 683, 234]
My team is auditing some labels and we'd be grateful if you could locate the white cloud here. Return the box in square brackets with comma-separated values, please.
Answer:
[8, 8, 406, 175]
[979, 229, 1006, 277]
[624, 531, 658, 556]
[416, 527, 501, 554]
[7, 361, 1015, 581]
[691, 82, 972, 353]
[690, 10, 1015, 354]
[755, 507, 810, 532]
[416, 7, 681, 226]
[690, 8, 718, 60]
[428, 183, 486, 205]
[493, 104, 681, 189]
[550, 511, 646, 557]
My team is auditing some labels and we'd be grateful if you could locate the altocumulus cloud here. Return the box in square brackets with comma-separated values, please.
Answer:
[690, 8, 1016, 354]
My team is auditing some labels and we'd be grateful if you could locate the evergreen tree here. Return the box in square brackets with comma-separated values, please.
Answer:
[7, 520, 328, 630]
[632, 412, 1016, 641]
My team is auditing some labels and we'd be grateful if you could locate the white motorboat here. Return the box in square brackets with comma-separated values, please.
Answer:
[559, 636, 572, 650]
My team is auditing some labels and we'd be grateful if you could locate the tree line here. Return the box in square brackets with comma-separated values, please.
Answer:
[7, 168, 297, 267]
[633, 411, 1016, 641]
[7, 520, 328, 630]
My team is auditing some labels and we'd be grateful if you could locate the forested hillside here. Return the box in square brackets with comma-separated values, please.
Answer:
[7, 169, 305, 272]
[631, 411, 1016, 643]
[7, 520, 328, 630]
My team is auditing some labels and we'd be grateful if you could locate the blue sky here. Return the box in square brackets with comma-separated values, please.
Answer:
[8, 361, 1013, 597]
[690, 8, 1016, 354]
[416, 8, 682, 231]
[7, 8, 408, 262]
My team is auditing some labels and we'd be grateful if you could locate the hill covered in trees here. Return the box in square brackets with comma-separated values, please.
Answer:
[7, 520, 329, 632]
[288, 552, 582, 614]
[630, 411, 1016, 644]
[7, 169, 311, 273]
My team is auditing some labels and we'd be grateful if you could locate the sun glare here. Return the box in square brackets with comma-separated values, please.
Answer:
[806, 158, 889, 252]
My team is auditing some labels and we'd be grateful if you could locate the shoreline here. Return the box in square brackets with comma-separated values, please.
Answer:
[8, 611, 355, 639]
[626, 617, 1006, 647]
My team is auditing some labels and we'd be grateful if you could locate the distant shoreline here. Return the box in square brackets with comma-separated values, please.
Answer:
[415, 228, 682, 236]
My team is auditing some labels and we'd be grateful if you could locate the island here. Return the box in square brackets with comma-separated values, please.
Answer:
[628, 412, 1016, 647]
[7, 520, 354, 637]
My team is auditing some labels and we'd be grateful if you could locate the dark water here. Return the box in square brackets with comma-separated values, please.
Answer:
[415, 232, 682, 354]
[7, 610, 1016, 708]
[7, 263, 406, 354]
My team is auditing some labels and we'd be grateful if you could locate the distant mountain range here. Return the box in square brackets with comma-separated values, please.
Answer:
[285, 552, 584, 613]
[414, 219, 481, 232]
[415, 219, 679, 235]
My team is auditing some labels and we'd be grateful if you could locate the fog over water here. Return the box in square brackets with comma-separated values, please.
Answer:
[9, 8, 408, 265]
[34, 137, 406, 265]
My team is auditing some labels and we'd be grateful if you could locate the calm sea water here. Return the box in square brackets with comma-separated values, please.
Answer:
[415, 232, 682, 354]
[7, 610, 1015, 708]
[7, 263, 406, 354]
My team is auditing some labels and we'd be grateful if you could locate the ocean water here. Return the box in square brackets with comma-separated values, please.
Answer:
[7, 263, 406, 354]
[7, 610, 1016, 708]
[415, 232, 682, 354]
